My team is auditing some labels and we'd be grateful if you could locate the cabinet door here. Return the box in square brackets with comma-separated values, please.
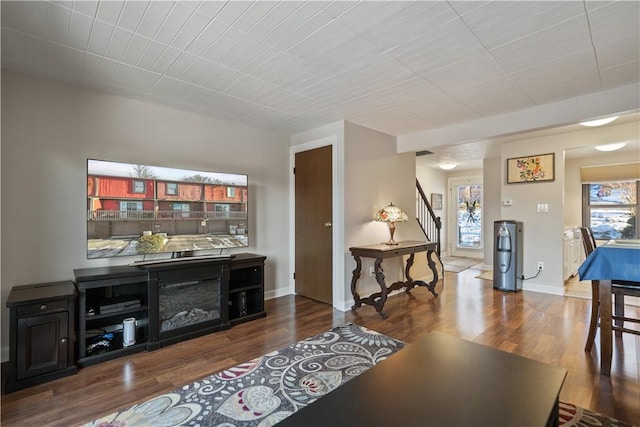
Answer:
[16, 312, 68, 380]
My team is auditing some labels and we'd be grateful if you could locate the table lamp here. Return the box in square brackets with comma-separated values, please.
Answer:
[375, 203, 408, 245]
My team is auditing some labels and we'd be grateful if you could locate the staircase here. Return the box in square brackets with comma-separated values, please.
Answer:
[416, 179, 442, 256]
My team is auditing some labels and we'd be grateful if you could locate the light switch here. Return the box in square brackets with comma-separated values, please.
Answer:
[503, 199, 513, 206]
[537, 203, 549, 213]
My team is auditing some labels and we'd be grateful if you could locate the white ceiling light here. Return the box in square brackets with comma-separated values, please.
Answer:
[579, 116, 619, 127]
[595, 142, 626, 152]
[439, 163, 457, 170]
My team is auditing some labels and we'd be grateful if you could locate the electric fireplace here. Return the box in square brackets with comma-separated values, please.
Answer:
[143, 260, 230, 348]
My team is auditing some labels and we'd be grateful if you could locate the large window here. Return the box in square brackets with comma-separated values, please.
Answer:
[583, 181, 638, 240]
[166, 183, 178, 195]
[133, 180, 145, 193]
[172, 203, 190, 218]
[119, 201, 143, 219]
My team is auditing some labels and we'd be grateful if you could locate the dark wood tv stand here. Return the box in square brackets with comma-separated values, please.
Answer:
[74, 253, 266, 367]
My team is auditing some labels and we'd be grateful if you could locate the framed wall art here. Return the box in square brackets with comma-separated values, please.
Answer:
[431, 193, 443, 210]
[507, 153, 555, 184]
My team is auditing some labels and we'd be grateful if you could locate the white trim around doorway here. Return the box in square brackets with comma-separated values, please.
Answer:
[289, 135, 346, 311]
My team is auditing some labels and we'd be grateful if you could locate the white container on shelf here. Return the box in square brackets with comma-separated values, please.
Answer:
[123, 318, 136, 347]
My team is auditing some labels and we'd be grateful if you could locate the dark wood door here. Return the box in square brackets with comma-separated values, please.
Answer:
[295, 145, 333, 304]
[17, 312, 68, 380]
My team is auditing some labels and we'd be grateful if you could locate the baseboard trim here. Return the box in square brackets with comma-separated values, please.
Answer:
[523, 282, 565, 296]
[265, 287, 291, 301]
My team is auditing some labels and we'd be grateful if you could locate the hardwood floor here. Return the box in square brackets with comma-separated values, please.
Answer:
[2, 267, 639, 426]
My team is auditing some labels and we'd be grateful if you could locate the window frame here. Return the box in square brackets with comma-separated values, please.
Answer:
[582, 180, 639, 240]
[133, 180, 145, 194]
[166, 182, 178, 195]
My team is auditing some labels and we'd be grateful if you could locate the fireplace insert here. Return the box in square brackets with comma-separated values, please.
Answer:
[146, 261, 230, 348]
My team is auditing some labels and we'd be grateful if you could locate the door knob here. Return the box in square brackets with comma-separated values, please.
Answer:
[324, 222, 332, 228]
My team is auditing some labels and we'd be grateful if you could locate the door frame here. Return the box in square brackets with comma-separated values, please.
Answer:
[289, 135, 346, 310]
[448, 175, 484, 258]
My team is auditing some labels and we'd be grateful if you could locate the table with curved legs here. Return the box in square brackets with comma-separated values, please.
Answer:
[349, 240, 440, 319]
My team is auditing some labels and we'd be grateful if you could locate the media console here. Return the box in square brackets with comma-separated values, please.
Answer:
[73, 253, 266, 367]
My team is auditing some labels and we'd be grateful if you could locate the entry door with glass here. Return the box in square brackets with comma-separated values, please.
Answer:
[450, 177, 483, 257]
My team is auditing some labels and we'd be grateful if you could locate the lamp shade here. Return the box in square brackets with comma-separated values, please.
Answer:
[375, 203, 408, 245]
[375, 203, 408, 223]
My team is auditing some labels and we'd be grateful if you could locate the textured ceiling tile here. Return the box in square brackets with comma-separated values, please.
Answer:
[196, 1, 226, 19]
[95, 1, 125, 26]
[125, 67, 149, 89]
[164, 52, 198, 79]
[200, 26, 244, 62]
[137, 1, 174, 38]
[86, 20, 115, 56]
[212, 1, 253, 26]
[68, 11, 93, 50]
[121, 34, 152, 66]
[588, 1, 640, 44]
[170, 11, 212, 50]
[94, 57, 118, 81]
[137, 40, 167, 69]
[80, 52, 102, 77]
[150, 46, 181, 74]
[111, 63, 135, 86]
[243, 2, 303, 41]
[595, 35, 640, 69]
[490, 16, 592, 72]
[214, 31, 261, 66]
[600, 61, 640, 90]
[155, 2, 194, 45]
[117, 1, 149, 33]
[104, 27, 134, 62]
[184, 20, 228, 56]
[1, 1, 30, 33]
[72, 1, 99, 18]
[231, 1, 280, 33]
[459, 2, 584, 49]
[1, 0, 637, 139]
[258, 2, 322, 46]
[47, 2, 72, 43]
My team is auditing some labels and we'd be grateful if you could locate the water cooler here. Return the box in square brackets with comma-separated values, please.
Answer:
[493, 220, 523, 292]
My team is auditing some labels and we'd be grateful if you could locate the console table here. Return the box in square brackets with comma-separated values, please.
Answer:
[349, 240, 439, 318]
[277, 332, 567, 427]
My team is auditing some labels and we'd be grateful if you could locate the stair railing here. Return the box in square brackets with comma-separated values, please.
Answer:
[416, 179, 442, 256]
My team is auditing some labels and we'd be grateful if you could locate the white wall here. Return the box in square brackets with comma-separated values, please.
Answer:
[343, 122, 425, 304]
[499, 121, 639, 295]
[1, 71, 291, 360]
[483, 157, 502, 268]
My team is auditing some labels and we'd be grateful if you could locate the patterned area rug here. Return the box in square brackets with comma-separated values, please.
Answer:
[82, 324, 635, 427]
[441, 255, 482, 273]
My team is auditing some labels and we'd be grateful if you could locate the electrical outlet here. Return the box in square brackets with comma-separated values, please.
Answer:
[537, 261, 544, 270]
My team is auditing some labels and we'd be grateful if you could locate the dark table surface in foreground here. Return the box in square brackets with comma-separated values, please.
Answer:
[277, 331, 567, 427]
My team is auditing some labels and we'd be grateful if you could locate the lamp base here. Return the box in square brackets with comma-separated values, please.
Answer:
[384, 222, 399, 245]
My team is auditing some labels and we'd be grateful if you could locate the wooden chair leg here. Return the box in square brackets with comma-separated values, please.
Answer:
[585, 281, 599, 352]
[614, 293, 624, 337]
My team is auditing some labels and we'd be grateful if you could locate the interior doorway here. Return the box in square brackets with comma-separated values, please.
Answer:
[294, 145, 333, 304]
[449, 176, 483, 258]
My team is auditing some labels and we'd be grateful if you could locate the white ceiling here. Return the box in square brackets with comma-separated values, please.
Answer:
[2, 1, 639, 160]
